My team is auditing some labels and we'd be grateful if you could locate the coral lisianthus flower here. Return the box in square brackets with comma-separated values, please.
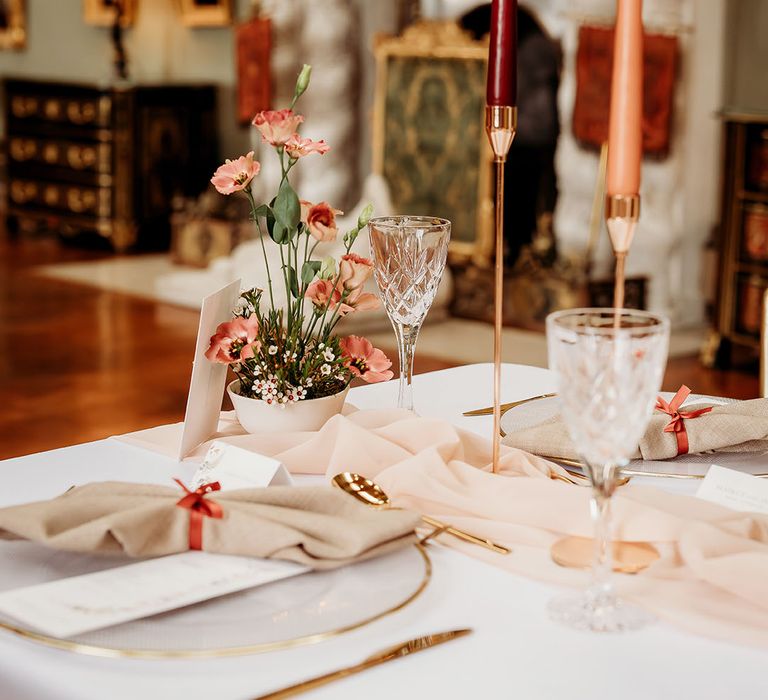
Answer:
[304, 279, 341, 309]
[345, 288, 380, 312]
[339, 253, 374, 290]
[210, 152, 260, 195]
[305, 279, 355, 316]
[340, 336, 393, 383]
[252, 109, 304, 146]
[285, 133, 330, 159]
[205, 315, 260, 364]
[300, 200, 342, 242]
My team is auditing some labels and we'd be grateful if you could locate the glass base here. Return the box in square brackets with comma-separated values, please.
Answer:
[548, 591, 654, 633]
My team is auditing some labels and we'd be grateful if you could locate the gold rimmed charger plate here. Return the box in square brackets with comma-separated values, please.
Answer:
[500, 393, 768, 479]
[0, 543, 431, 659]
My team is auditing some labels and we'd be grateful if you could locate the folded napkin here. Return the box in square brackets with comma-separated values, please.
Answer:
[0, 483, 420, 570]
[503, 398, 768, 461]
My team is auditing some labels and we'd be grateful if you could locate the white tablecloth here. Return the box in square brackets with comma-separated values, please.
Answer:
[0, 364, 764, 699]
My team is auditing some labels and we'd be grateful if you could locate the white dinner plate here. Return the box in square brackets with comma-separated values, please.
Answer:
[0, 542, 430, 658]
[501, 392, 768, 479]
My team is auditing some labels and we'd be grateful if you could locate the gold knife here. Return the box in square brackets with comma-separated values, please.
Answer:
[252, 629, 473, 699]
[462, 392, 556, 416]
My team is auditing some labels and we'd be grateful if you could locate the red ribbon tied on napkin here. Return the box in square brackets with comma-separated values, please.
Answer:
[655, 385, 713, 456]
[174, 479, 223, 551]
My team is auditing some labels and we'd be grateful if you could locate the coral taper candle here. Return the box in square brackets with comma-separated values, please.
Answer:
[486, 0, 517, 107]
[606, 0, 643, 195]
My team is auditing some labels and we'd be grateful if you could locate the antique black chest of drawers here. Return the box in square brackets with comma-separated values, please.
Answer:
[3, 79, 217, 250]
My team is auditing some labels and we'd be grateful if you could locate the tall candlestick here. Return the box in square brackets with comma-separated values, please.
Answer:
[606, 0, 643, 311]
[606, 0, 643, 196]
[487, 0, 517, 107]
[486, 0, 517, 473]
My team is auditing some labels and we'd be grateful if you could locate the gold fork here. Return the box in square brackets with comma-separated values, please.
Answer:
[462, 392, 556, 417]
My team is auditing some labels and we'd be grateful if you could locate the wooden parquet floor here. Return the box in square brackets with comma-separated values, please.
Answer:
[0, 237, 760, 460]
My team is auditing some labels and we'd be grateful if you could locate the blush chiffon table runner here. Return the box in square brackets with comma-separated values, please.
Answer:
[120, 405, 768, 649]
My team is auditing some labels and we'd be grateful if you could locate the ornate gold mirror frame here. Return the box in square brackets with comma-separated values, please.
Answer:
[372, 20, 494, 266]
[83, 0, 137, 27]
[178, 0, 232, 27]
[0, 0, 26, 50]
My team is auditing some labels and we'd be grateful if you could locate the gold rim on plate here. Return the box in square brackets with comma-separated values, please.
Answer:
[0, 544, 432, 660]
[502, 393, 768, 479]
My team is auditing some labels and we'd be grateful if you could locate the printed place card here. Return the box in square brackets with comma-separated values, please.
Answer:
[179, 279, 242, 459]
[192, 441, 293, 490]
[0, 552, 308, 638]
[696, 464, 768, 514]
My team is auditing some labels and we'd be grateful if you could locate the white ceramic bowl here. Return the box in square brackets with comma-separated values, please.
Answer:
[227, 380, 349, 433]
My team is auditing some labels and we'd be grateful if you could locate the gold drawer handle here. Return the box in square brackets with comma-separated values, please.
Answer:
[9, 138, 36, 161]
[44, 186, 60, 206]
[66, 145, 97, 170]
[67, 188, 97, 213]
[66, 101, 97, 125]
[11, 96, 38, 118]
[44, 99, 62, 120]
[10, 181, 38, 204]
[43, 144, 60, 164]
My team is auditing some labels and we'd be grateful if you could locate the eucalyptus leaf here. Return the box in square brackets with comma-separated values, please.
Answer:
[286, 265, 299, 298]
[273, 180, 300, 237]
[265, 206, 277, 238]
[271, 221, 288, 244]
[252, 203, 271, 219]
[301, 261, 321, 284]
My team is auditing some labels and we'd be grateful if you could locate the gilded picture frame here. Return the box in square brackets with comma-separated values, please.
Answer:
[177, 0, 232, 27]
[372, 21, 494, 265]
[83, 0, 137, 27]
[0, 0, 26, 50]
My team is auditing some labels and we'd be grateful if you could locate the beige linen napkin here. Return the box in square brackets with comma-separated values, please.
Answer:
[503, 398, 768, 461]
[119, 408, 768, 648]
[0, 483, 420, 570]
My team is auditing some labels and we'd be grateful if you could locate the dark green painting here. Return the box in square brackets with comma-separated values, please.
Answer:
[382, 56, 487, 246]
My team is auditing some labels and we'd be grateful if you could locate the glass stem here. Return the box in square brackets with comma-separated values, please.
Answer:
[394, 322, 419, 411]
[588, 468, 616, 609]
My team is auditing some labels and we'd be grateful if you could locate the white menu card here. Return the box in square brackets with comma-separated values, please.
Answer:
[696, 465, 768, 515]
[0, 552, 308, 638]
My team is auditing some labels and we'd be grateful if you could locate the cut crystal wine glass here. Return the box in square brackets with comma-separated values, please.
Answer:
[368, 216, 450, 410]
[546, 308, 670, 632]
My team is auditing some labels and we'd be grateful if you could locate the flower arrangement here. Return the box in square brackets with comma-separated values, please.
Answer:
[205, 65, 393, 408]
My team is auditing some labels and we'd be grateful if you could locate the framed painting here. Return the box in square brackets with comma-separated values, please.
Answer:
[0, 0, 26, 50]
[83, 0, 137, 27]
[373, 20, 493, 265]
[573, 25, 678, 156]
[178, 0, 232, 27]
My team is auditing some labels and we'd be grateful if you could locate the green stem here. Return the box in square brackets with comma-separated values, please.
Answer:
[316, 270, 343, 339]
[278, 244, 292, 333]
[323, 300, 345, 340]
[298, 233, 310, 331]
[246, 190, 275, 314]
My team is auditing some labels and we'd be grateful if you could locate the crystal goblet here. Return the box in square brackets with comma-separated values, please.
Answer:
[546, 308, 670, 632]
[368, 216, 450, 410]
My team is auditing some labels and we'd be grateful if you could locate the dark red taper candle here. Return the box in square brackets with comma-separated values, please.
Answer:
[486, 0, 517, 107]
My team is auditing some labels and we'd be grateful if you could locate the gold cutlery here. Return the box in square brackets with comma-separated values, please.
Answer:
[462, 398, 633, 487]
[252, 628, 472, 699]
[333, 472, 510, 555]
[462, 392, 556, 417]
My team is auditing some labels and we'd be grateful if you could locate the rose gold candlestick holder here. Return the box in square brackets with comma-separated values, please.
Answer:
[485, 105, 517, 473]
[605, 194, 640, 311]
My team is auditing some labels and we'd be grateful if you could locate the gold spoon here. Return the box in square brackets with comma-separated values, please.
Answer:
[332, 472, 510, 555]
